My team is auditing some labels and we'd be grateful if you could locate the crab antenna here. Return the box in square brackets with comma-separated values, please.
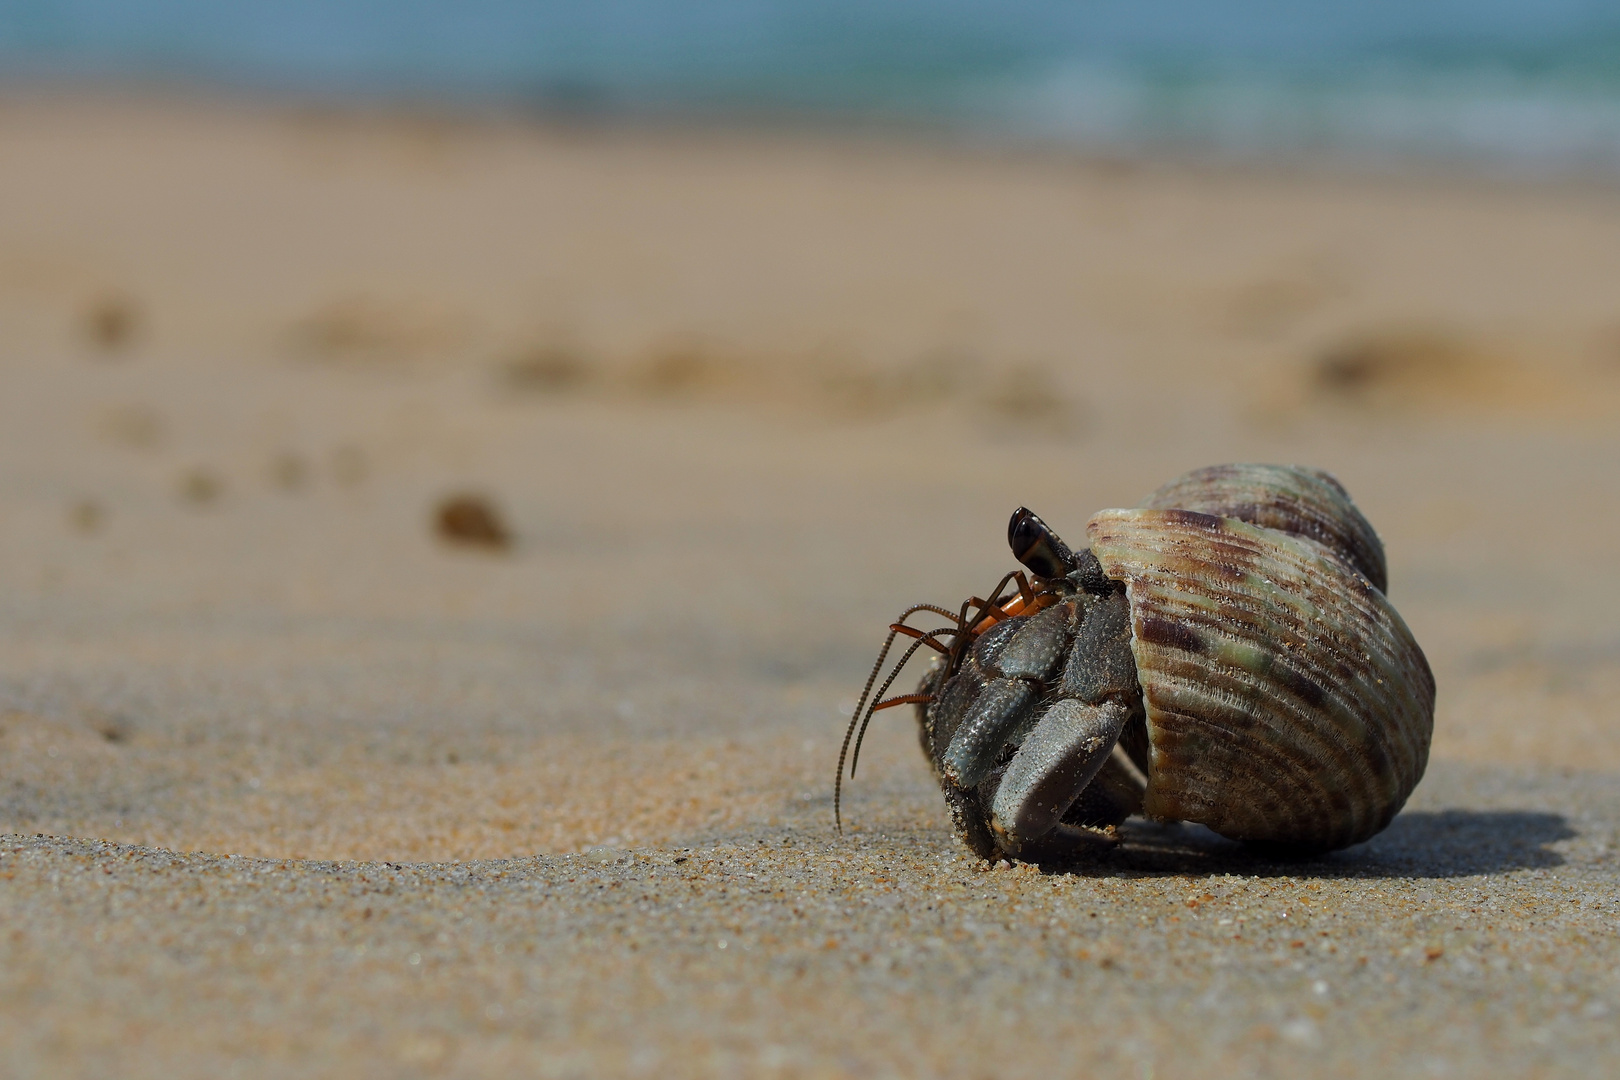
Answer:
[835, 612, 959, 835]
[892, 602, 960, 626]
[835, 603, 958, 834]
[849, 628, 954, 778]
[835, 634, 899, 833]
[845, 604, 954, 748]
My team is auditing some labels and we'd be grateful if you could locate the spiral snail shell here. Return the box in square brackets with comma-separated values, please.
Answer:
[838, 463, 1436, 860]
[1091, 464, 1432, 851]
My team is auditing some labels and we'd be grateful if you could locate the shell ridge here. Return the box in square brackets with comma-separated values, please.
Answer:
[1137, 463, 1388, 592]
[1126, 561, 1407, 830]
[1138, 664, 1345, 842]
[1142, 699, 1338, 846]
[1139, 643, 1368, 803]
[1203, 605, 1424, 843]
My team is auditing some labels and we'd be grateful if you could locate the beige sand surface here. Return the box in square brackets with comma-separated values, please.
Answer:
[1, 94, 1618, 1076]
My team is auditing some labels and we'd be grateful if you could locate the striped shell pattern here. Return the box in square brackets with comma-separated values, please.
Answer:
[1091, 464, 1434, 852]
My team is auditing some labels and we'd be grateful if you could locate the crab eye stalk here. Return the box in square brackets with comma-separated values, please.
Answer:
[1008, 507, 1076, 580]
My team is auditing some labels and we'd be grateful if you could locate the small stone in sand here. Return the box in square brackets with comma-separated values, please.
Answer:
[179, 469, 224, 506]
[435, 494, 511, 550]
[84, 710, 134, 744]
[83, 294, 142, 352]
[68, 499, 105, 533]
[502, 346, 591, 392]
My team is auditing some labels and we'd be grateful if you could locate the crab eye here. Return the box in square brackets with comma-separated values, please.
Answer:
[1008, 507, 1076, 579]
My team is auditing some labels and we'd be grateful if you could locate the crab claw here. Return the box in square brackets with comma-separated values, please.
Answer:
[989, 699, 1128, 855]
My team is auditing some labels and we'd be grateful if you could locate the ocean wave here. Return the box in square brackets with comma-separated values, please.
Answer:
[5, 0, 1620, 171]
[959, 63, 1620, 170]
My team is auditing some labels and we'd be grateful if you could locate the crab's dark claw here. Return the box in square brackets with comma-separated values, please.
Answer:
[1008, 507, 1076, 580]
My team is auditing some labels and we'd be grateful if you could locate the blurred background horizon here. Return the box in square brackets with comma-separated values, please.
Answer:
[6, 0, 1620, 175]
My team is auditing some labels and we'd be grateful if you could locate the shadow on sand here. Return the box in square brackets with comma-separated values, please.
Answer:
[1047, 808, 1575, 880]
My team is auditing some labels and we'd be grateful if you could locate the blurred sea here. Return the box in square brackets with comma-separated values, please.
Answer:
[5, 1, 1620, 172]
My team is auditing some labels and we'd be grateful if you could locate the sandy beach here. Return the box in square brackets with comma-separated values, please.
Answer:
[2, 94, 1619, 1076]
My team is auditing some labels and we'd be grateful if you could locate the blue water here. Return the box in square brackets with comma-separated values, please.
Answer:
[5, 1, 1620, 170]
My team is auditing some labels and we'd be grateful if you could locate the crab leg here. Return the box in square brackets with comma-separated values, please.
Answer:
[889, 623, 950, 654]
[939, 599, 1078, 788]
[939, 679, 1038, 788]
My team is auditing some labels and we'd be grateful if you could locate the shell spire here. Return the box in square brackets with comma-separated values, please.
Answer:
[1139, 463, 1388, 592]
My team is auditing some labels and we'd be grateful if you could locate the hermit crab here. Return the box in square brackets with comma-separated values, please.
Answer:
[835, 464, 1434, 862]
